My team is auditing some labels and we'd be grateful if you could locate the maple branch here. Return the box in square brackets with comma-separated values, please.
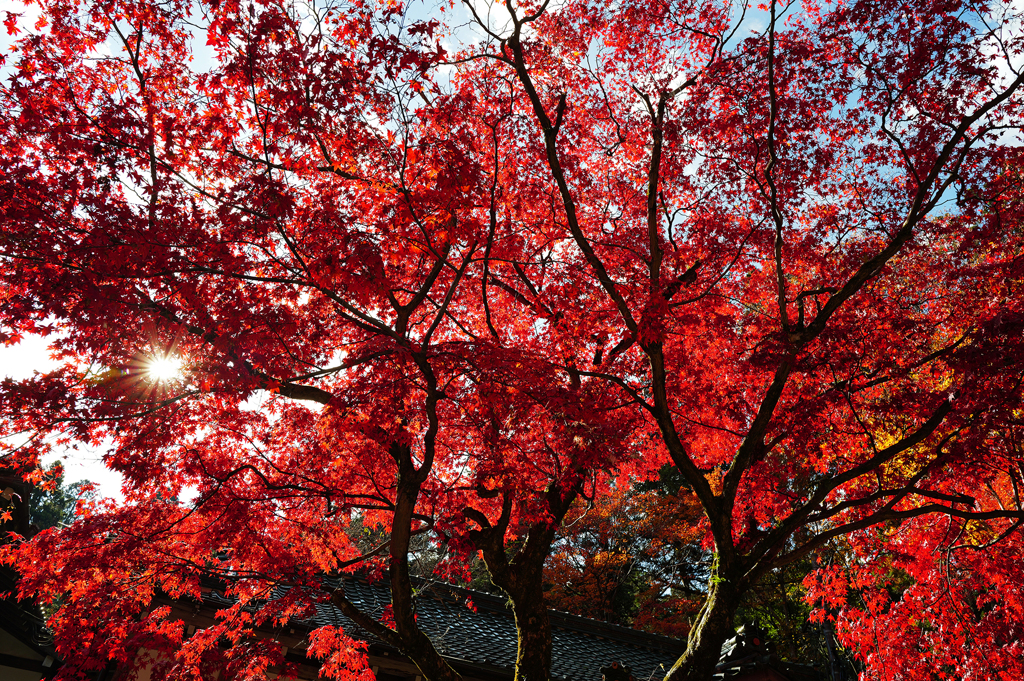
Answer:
[132, 291, 336, 404]
[331, 535, 407, 572]
[721, 0, 751, 48]
[481, 115, 508, 341]
[190, 433, 396, 511]
[812, 396, 954, 493]
[645, 343, 723, 536]
[284, 351, 394, 383]
[263, 222, 379, 332]
[592, 65, 626, 156]
[244, 16, 273, 176]
[330, 586, 403, 648]
[225, 145, 368, 183]
[764, 1, 790, 332]
[949, 517, 1024, 552]
[775, 504, 1024, 574]
[673, 222, 757, 307]
[395, 242, 453, 337]
[605, 334, 635, 362]
[879, 86, 922, 185]
[744, 397, 954, 579]
[194, 460, 333, 502]
[108, 16, 169, 234]
[41, 389, 197, 424]
[552, 93, 568, 135]
[460, 0, 511, 45]
[804, 68, 1024, 343]
[410, 354, 444, 478]
[486, 274, 554, 317]
[722, 357, 795, 505]
[169, 233, 392, 342]
[422, 242, 476, 347]
[646, 91, 669, 294]
[506, 0, 553, 26]
[511, 260, 542, 297]
[273, 381, 335, 404]
[423, 292, 481, 341]
[575, 368, 654, 416]
[805, 483, 973, 526]
[824, 329, 972, 397]
[505, 33, 638, 334]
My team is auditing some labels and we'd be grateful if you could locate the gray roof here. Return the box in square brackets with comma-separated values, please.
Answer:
[205, 577, 685, 681]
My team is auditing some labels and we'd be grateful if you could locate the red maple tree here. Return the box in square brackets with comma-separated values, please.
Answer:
[2, 1, 1024, 680]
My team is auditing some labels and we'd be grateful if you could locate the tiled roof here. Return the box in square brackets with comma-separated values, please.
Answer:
[205, 577, 685, 681]
[0, 564, 61, 677]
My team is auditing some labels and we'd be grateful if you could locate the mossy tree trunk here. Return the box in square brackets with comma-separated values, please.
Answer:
[508, 573, 555, 681]
[466, 479, 581, 681]
[663, 558, 741, 681]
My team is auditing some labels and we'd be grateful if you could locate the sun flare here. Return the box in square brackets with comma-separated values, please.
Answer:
[145, 355, 183, 382]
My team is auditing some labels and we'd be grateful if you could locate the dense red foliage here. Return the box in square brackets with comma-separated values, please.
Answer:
[2, 1, 1024, 680]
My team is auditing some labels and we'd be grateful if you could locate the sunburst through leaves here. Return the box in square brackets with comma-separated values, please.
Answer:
[143, 355, 183, 383]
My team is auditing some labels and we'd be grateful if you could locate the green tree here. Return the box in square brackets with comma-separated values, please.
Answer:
[29, 464, 93, 532]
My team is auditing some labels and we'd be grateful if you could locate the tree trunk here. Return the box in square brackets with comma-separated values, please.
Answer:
[468, 481, 581, 681]
[510, 590, 553, 681]
[663, 569, 739, 681]
[390, 441, 464, 681]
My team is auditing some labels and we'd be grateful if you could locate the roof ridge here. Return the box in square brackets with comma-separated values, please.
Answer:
[403, 577, 686, 653]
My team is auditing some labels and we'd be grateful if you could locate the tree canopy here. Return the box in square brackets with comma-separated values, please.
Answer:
[2, 0, 1024, 680]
